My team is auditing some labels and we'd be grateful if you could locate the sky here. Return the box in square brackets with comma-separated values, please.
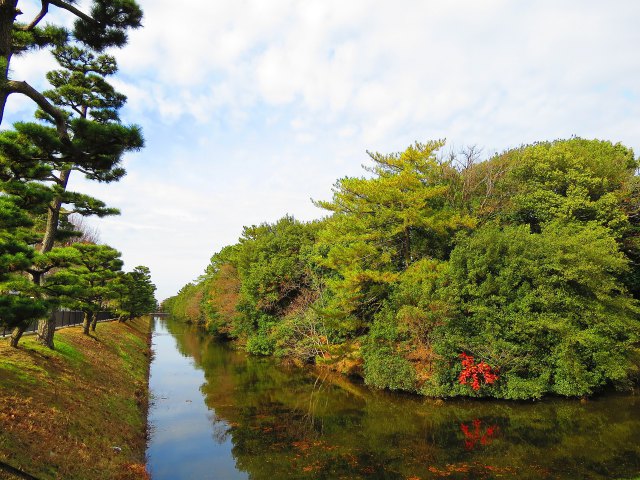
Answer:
[5, 0, 640, 300]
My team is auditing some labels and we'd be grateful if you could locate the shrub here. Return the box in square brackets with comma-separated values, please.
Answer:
[362, 343, 416, 392]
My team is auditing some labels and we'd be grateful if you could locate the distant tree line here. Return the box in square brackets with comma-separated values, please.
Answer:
[164, 139, 640, 399]
[0, 0, 157, 349]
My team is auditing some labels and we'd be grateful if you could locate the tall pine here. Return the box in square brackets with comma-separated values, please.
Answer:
[4, 45, 142, 348]
[0, 0, 142, 126]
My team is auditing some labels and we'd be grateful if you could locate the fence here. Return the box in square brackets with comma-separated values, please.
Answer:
[1, 310, 114, 338]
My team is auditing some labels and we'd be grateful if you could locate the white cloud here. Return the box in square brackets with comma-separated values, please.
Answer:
[110, 0, 639, 147]
[3, 0, 640, 299]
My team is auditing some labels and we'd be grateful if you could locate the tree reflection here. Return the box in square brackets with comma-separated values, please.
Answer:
[163, 317, 640, 480]
[460, 419, 499, 450]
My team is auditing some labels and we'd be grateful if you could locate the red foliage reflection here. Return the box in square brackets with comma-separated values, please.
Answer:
[460, 419, 499, 450]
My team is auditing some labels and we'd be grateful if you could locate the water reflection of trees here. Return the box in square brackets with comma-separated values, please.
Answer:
[165, 317, 640, 480]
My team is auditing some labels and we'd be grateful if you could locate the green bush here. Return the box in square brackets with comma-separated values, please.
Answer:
[246, 332, 275, 356]
[430, 221, 639, 398]
[363, 343, 416, 392]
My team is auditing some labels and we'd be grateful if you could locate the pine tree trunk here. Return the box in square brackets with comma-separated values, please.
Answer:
[82, 312, 92, 335]
[9, 323, 26, 348]
[0, 0, 18, 124]
[91, 314, 98, 332]
[40, 169, 71, 253]
[28, 271, 54, 349]
[36, 315, 55, 349]
[34, 170, 72, 347]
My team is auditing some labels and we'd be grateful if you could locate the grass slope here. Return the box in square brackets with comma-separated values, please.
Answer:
[0, 317, 152, 480]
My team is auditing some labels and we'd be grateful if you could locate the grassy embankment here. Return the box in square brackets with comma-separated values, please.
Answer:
[0, 317, 152, 480]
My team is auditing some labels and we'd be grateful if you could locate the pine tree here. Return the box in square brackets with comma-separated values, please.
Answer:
[45, 243, 123, 334]
[0, 126, 54, 346]
[1, 45, 142, 348]
[314, 141, 475, 332]
[0, 196, 48, 344]
[114, 266, 157, 321]
[0, 0, 142, 127]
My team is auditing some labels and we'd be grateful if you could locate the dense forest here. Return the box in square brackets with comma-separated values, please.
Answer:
[165, 138, 640, 399]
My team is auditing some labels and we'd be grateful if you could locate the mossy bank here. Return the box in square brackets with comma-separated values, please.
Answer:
[0, 317, 152, 480]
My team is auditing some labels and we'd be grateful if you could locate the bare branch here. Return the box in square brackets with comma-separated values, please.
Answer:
[65, 213, 101, 245]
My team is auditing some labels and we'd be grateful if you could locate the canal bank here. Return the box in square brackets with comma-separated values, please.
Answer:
[147, 316, 640, 480]
[0, 317, 152, 480]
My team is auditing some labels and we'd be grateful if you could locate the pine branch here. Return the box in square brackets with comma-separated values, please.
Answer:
[45, 173, 62, 184]
[73, 166, 92, 176]
[47, 0, 94, 24]
[19, 0, 97, 31]
[26, 267, 46, 276]
[19, 1, 49, 31]
[6, 80, 70, 144]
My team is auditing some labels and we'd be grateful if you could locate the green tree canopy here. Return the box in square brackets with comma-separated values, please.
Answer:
[114, 265, 157, 320]
[0, 41, 143, 348]
[45, 243, 123, 334]
[167, 138, 640, 400]
[430, 221, 640, 399]
[0, 0, 143, 127]
[314, 141, 474, 333]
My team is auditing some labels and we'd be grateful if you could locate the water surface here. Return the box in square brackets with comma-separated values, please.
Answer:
[147, 317, 640, 479]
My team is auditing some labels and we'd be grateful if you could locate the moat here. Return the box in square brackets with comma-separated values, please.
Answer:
[146, 316, 640, 479]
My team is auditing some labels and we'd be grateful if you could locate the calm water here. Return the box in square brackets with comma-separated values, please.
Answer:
[146, 317, 640, 480]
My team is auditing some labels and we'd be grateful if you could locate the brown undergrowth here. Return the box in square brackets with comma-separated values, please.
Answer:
[0, 317, 152, 480]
